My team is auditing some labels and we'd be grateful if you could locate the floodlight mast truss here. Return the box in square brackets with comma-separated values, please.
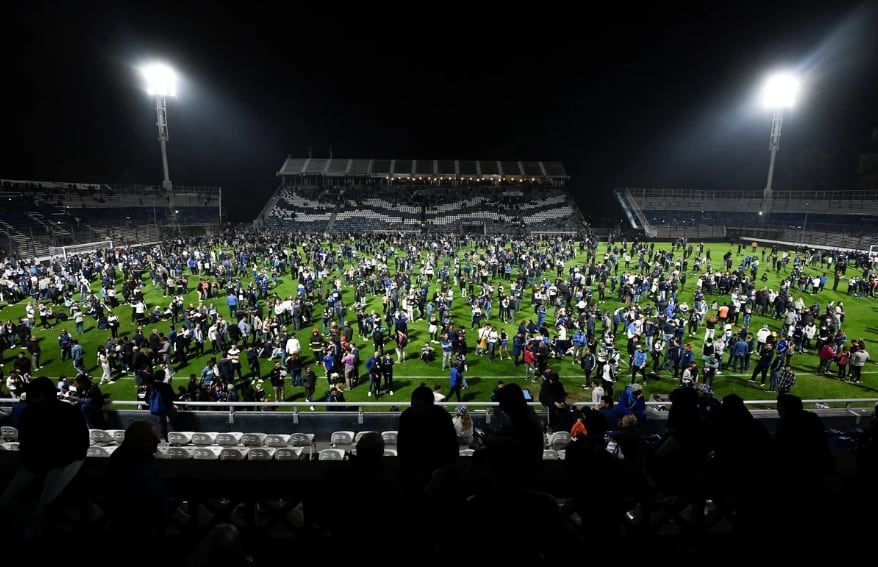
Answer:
[154, 95, 172, 191]
[764, 106, 784, 203]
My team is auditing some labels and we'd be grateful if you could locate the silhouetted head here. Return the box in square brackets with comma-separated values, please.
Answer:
[24, 376, 56, 404]
[496, 383, 528, 416]
[121, 420, 161, 455]
[354, 431, 385, 465]
[410, 385, 434, 409]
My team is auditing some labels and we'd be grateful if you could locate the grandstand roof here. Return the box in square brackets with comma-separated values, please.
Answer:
[277, 157, 568, 181]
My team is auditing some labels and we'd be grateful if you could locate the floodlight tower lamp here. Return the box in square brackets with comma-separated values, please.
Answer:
[141, 63, 178, 192]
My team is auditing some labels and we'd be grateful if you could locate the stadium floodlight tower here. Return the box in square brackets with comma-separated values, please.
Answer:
[760, 71, 799, 213]
[142, 63, 177, 192]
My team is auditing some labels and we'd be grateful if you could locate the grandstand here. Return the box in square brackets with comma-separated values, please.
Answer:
[0, 179, 222, 258]
[617, 186, 878, 251]
[258, 156, 588, 236]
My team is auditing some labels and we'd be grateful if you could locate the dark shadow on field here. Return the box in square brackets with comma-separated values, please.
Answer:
[389, 378, 412, 391]
[461, 377, 485, 402]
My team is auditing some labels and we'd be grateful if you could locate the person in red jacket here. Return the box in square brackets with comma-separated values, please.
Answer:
[818, 343, 836, 376]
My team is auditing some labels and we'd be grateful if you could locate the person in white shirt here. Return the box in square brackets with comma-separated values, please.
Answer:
[285, 335, 301, 360]
[590, 380, 605, 408]
[432, 384, 446, 403]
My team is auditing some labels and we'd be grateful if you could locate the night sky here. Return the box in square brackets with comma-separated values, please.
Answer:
[3, 1, 877, 223]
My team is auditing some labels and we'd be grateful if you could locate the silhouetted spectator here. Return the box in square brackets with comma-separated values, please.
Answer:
[0, 376, 89, 543]
[104, 420, 167, 556]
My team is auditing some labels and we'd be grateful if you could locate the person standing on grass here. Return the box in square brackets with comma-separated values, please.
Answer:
[269, 361, 285, 403]
[850, 343, 870, 384]
[382, 352, 395, 396]
[776, 362, 796, 395]
[448, 360, 464, 402]
[302, 366, 317, 409]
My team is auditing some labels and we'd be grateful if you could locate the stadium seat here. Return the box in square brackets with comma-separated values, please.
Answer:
[1, 426, 19, 442]
[274, 447, 304, 461]
[547, 431, 572, 450]
[214, 432, 244, 446]
[289, 433, 315, 459]
[89, 429, 116, 446]
[0, 442, 20, 451]
[380, 430, 398, 448]
[166, 447, 194, 460]
[383, 448, 398, 457]
[247, 447, 276, 460]
[192, 447, 222, 460]
[168, 432, 195, 446]
[106, 429, 126, 444]
[330, 431, 355, 449]
[542, 449, 561, 460]
[240, 433, 267, 447]
[264, 434, 291, 448]
[190, 432, 218, 446]
[459, 448, 475, 457]
[318, 448, 347, 461]
[219, 447, 249, 461]
[87, 445, 117, 458]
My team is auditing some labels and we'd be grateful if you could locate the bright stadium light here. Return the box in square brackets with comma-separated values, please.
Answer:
[761, 72, 799, 109]
[141, 62, 178, 191]
[761, 71, 800, 210]
[142, 63, 178, 97]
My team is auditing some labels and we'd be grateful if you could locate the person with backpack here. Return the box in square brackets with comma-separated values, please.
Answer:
[395, 329, 408, 363]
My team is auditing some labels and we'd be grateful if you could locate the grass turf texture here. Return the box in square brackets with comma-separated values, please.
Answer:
[3, 239, 876, 411]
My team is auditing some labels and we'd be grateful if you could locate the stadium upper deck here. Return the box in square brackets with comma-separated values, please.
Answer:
[261, 156, 587, 236]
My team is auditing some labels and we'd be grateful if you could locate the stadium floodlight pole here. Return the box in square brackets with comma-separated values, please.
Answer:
[761, 72, 799, 214]
[142, 63, 177, 192]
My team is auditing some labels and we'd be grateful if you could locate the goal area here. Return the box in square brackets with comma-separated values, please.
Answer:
[49, 240, 113, 259]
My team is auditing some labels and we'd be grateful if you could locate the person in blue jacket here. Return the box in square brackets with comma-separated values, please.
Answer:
[616, 382, 647, 425]
[631, 344, 648, 385]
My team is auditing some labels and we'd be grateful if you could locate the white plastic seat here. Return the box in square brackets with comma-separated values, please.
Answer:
[215, 432, 244, 446]
[289, 433, 315, 447]
[1, 426, 19, 442]
[166, 447, 194, 460]
[459, 448, 475, 457]
[219, 447, 249, 461]
[289, 432, 316, 458]
[274, 447, 304, 460]
[167, 432, 195, 446]
[383, 448, 398, 457]
[318, 448, 347, 461]
[192, 446, 222, 460]
[240, 433, 267, 447]
[105, 429, 126, 444]
[381, 430, 398, 447]
[542, 449, 561, 460]
[264, 434, 292, 448]
[247, 447, 276, 460]
[330, 430, 355, 449]
[0, 442, 21, 451]
[547, 431, 572, 450]
[89, 429, 116, 446]
[191, 432, 218, 446]
[87, 445, 117, 458]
